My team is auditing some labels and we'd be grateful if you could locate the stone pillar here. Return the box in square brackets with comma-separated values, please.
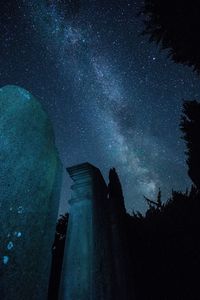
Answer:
[60, 163, 114, 300]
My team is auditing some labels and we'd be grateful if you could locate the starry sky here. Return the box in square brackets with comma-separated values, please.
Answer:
[1, 0, 200, 213]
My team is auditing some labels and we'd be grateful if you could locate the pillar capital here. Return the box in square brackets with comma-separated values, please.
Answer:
[67, 163, 101, 205]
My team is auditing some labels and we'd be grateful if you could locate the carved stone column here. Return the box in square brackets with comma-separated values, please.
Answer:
[60, 163, 114, 300]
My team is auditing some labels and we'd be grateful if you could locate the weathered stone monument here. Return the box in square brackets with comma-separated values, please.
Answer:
[0, 85, 61, 300]
[60, 163, 114, 300]
[60, 163, 134, 300]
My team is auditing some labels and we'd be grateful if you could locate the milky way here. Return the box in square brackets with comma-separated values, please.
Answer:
[1, 1, 200, 212]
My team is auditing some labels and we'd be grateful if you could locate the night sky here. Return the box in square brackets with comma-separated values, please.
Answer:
[1, 0, 200, 213]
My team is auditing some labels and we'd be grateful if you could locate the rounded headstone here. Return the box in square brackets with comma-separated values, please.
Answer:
[0, 85, 62, 299]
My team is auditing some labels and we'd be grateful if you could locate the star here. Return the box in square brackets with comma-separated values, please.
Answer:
[1, 0, 200, 213]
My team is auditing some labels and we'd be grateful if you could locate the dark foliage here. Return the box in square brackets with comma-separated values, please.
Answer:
[180, 100, 200, 189]
[127, 186, 200, 299]
[126, 99, 200, 299]
[108, 168, 126, 216]
[141, 0, 200, 72]
[48, 213, 69, 300]
[109, 165, 200, 299]
[108, 168, 136, 299]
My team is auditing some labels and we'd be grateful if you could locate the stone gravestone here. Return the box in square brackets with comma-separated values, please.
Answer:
[0, 85, 61, 299]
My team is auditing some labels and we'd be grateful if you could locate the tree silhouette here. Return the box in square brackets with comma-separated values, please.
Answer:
[127, 98, 200, 298]
[48, 213, 69, 300]
[141, 1, 200, 72]
[108, 168, 126, 217]
[128, 184, 200, 299]
[180, 100, 200, 189]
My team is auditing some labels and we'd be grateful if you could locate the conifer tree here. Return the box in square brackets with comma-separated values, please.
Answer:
[108, 168, 126, 216]
[48, 213, 69, 300]
[180, 100, 200, 189]
[141, 1, 200, 72]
